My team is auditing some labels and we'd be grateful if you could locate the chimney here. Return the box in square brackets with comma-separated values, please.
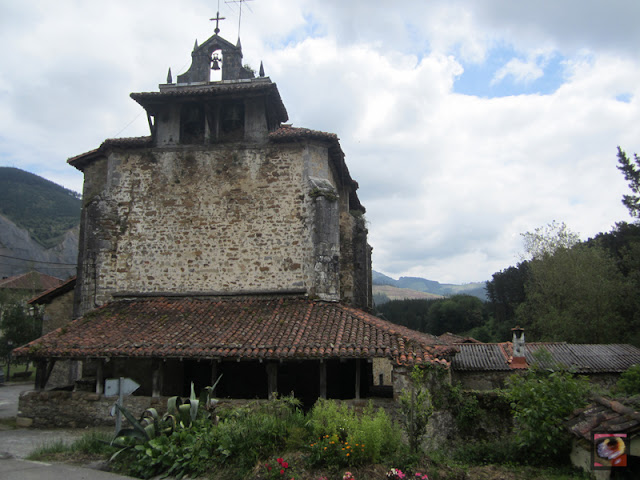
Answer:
[510, 326, 528, 369]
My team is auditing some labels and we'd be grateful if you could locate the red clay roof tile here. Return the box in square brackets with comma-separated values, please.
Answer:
[15, 296, 453, 367]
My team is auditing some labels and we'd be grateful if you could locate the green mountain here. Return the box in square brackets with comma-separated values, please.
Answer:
[0, 167, 81, 249]
[372, 270, 487, 301]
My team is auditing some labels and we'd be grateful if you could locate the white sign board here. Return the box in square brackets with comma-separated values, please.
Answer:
[105, 377, 140, 397]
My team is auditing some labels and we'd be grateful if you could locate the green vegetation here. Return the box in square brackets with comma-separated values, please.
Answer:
[376, 295, 487, 336]
[0, 302, 43, 358]
[505, 350, 592, 463]
[615, 364, 640, 395]
[0, 167, 81, 248]
[617, 146, 640, 218]
[398, 368, 433, 454]
[26, 386, 602, 480]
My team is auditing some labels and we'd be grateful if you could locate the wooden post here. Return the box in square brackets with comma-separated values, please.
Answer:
[95, 359, 104, 395]
[35, 360, 46, 392]
[319, 360, 327, 399]
[211, 361, 219, 391]
[355, 359, 361, 400]
[152, 359, 164, 397]
[266, 363, 278, 400]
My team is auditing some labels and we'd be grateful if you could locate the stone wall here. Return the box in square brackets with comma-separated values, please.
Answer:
[76, 144, 323, 316]
[451, 370, 513, 390]
[18, 390, 171, 428]
[41, 289, 80, 388]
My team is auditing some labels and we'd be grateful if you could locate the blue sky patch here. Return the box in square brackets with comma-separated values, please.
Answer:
[454, 46, 566, 98]
[616, 93, 633, 103]
[269, 13, 326, 49]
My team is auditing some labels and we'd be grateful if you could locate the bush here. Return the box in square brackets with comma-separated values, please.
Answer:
[506, 351, 592, 464]
[616, 364, 640, 395]
[306, 400, 402, 469]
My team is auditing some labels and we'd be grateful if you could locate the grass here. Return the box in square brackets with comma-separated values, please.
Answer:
[0, 417, 17, 430]
[26, 430, 115, 463]
[1, 361, 34, 381]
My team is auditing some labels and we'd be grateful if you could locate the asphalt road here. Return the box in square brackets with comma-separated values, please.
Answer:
[0, 382, 32, 419]
[0, 382, 92, 459]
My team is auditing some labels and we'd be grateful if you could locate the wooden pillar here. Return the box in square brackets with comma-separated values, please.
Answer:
[152, 359, 164, 398]
[266, 362, 278, 400]
[355, 359, 361, 400]
[319, 360, 327, 399]
[95, 359, 104, 395]
[35, 360, 47, 392]
[211, 361, 219, 389]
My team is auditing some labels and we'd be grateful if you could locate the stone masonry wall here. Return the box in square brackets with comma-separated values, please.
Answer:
[18, 390, 171, 428]
[76, 143, 336, 315]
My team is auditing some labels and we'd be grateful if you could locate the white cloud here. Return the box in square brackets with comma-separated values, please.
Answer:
[1, 0, 640, 284]
[491, 57, 544, 85]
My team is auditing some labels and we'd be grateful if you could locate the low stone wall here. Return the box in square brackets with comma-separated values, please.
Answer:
[17, 391, 401, 429]
[18, 391, 170, 428]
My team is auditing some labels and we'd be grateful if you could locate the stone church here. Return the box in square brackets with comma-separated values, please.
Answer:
[16, 24, 452, 408]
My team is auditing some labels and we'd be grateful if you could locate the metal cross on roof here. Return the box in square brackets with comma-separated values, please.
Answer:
[210, 11, 226, 34]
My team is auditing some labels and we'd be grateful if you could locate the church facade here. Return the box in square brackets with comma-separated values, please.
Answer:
[16, 26, 452, 406]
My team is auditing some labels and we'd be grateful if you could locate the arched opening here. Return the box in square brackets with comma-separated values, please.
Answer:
[210, 49, 223, 82]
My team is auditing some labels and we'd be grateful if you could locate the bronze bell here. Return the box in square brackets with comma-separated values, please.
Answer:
[211, 55, 221, 71]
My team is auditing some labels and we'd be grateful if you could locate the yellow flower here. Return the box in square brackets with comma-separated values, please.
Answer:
[346, 453, 350, 457]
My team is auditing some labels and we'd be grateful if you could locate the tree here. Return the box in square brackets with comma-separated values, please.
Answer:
[617, 146, 640, 219]
[516, 243, 634, 344]
[0, 303, 43, 359]
[485, 262, 530, 339]
[520, 220, 580, 261]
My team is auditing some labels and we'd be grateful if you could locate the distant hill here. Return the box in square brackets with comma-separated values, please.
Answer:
[0, 167, 80, 279]
[372, 270, 487, 303]
[0, 167, 81, 248]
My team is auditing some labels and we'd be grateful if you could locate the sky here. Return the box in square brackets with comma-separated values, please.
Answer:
[2, 0, 640, 284]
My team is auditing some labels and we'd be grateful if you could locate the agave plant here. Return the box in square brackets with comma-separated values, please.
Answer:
[110, 376, 222, 460]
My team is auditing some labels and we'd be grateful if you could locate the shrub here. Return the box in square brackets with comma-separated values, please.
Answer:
[506, 351, 592, 463]
[307, 400, 402, 468]
[399, 367, 433, 453]
[616, 364, 640, 395]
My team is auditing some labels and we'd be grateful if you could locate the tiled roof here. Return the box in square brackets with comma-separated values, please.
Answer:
[68, 137, 153, 170]
[452, 342, 640, 373]
[28, 276, 76, 305]
[0, 271, 64, 292]
[269, 126, 364, 212]
[130, 79, 288, 124]
[14, 296, 455, 366]
[567, 395, 640, 441]
[438, 332, 482, 344]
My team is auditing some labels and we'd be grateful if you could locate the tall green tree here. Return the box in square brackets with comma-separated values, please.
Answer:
[516, 243, 634, 344]
[520, 220, 580, 261]
[485, 262, 530, 339]
[0, 303, 43, 359]
[617, 146, 640, 219]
